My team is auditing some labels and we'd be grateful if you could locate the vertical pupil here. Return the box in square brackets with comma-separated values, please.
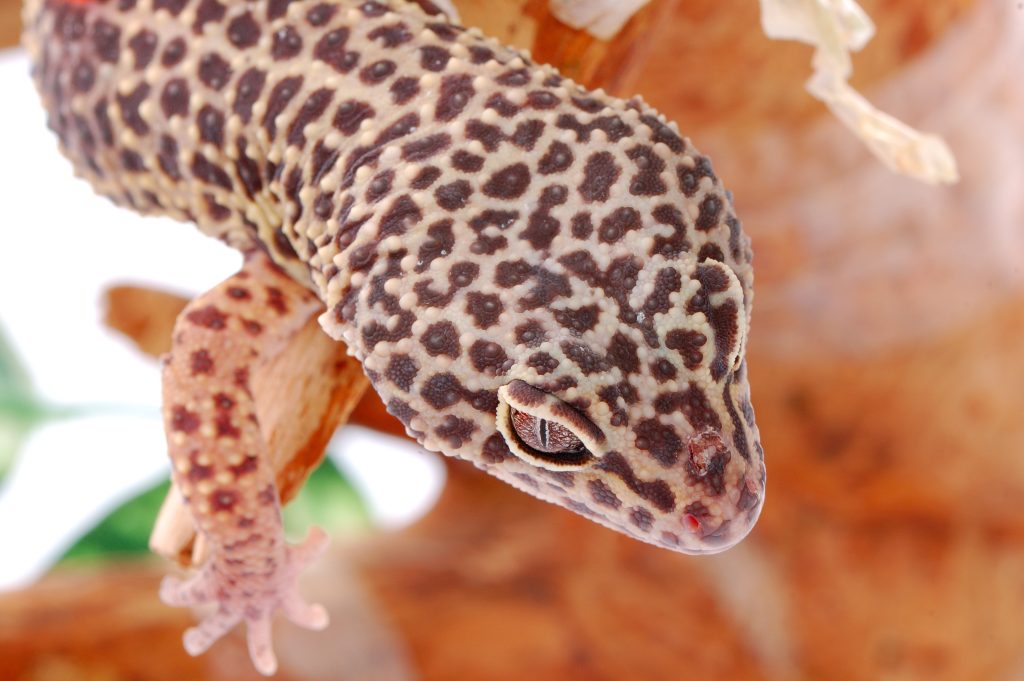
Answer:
[537, 418, 548, 449]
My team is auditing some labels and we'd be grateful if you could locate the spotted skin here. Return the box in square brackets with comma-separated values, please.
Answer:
[25, 0, 765, 671]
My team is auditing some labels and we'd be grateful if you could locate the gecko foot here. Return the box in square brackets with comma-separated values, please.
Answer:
[160, 527, 331, 676]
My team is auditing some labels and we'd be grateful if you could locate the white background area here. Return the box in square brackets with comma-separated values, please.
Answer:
[0, 49, 444, 590]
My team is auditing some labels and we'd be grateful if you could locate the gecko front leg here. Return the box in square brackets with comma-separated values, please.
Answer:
[159, 251, 330, 675]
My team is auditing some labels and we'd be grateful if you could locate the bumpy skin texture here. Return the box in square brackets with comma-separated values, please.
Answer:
[25, 0, 765, 664]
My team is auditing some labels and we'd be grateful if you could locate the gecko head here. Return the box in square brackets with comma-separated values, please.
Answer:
[491, 253, 765, 555]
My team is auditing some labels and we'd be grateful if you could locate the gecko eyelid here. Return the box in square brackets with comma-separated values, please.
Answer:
[496, 380, 604, 470]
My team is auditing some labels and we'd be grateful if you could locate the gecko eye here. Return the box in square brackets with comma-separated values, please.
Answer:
[509, 408, 586, 456]
[496, 380, 606, 470]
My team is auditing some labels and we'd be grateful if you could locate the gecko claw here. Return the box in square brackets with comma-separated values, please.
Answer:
[160, 526, 331, 674]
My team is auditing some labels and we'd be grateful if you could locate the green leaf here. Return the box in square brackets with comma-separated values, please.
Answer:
[61, 478, 172, 563]
[0, 323, 44, 482]
[282, 456, 371, 540]
[59, 456, 369, 565]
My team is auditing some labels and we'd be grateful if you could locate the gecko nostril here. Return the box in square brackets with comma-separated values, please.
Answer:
[682, 513, 701, 534]
[686, 430, 729, 479]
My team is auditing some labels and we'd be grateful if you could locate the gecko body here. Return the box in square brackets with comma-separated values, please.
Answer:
[25, 0, 765, 671]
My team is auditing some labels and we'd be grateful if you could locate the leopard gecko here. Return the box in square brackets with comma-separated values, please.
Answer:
[24, 0, 766, 673]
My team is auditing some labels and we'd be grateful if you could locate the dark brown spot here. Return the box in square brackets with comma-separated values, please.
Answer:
[197, 105, 225, 147]
[263, 76, 303, 137]
[469, 340, 508, 375]
[436, 74, 474, 122]
[333, 100, 374, 135]
[538, 141, 574, 175]
[633, 418, 683, 466]
[272, 25, 303, 60]
[496, 68, 528, 86]
[189, 349, 214, 375]
[451, 150, 484, 172]
[197, 52, 232, 91]
[607, 333, 640, 374]
[157, 135, 181, 180]
[654, 384, 722, 431]
[227, 11, 261, 48]
[314, 28, 358, 73]
[515, 320, 546, 347]
[486, 93, 520, 117]
[666, 329, 706, 370]
[161, 37, 186, 67]
[209, 489, 238, 512]
[521, 268, 571, 310]
[92, 19, 121, 63]
[561, 341, 607, 375]
[306, 3, 337, 25]
[641, 114, 685, 152]
[435, 180, 472, 211]
[527, 352, 559, 375]
[465, 120, 503, 152]
[597, 452, 676, 512]
[696, 195, 723, 231]
[233, 68, 267, 123]
[598, 207, 641, 244]
[435, 415, 476, 448]
[154, 0, 187, 15]
[627, 145, 668, 196]
[421, 373, 463, 410]
[369, 22, 413, 47]
[385, 355, 418, 392]
[630, 507, 654, 531]
[186, 305, 228, 329]
[385, 76, 418, 105]
[403, 133, 451, 161]
[160, 78, 189, 118]
[410, 166, 442, 189]
[421, 321, 460, 358]
[117, 83, 150, 135]
[527, 90, 559, 109]
[482, 433, 511, 463]
[511, 120, 545, 151]
[192, 153, 233, 189]
[579, 152, 620, 203]
[360, 59, 396, 85]
[419, 45, 450, 71]
[466, 292, 502, 329]
[193, 0, 226, 33]
[215, 412, 241, 439]
[171, 405, 200, 433]
[553, 305, 599, 334]
[287, 88, 333, 147]
[128, 30, 157, 69]
[120, 148, 145, 173]
[586, 480, 622, 509]
[483, 163, 531, 200]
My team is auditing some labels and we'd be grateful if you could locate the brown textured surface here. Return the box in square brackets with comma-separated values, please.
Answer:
[0, 0, 20, 49]
[0, 565, 303, 681]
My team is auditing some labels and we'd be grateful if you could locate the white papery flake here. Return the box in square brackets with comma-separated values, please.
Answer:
[760, 0, 959, 184]
[549, 0, 651, 40]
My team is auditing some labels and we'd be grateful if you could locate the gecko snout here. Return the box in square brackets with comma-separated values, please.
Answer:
[672, 429, 765, 554]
